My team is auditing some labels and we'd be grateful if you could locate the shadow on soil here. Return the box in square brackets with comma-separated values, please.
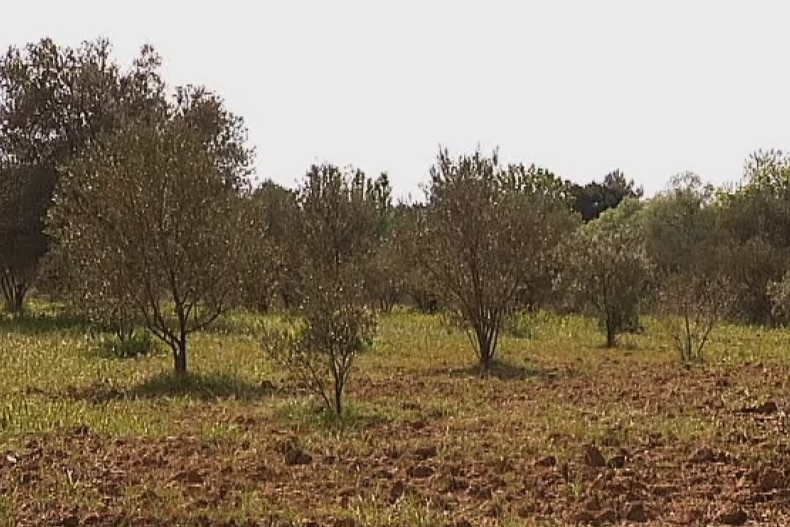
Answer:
[449, 358, 554, 381]
[0, 310, 92, 336]
[130, 372, 279, 401]
[58, 372, 281, 403]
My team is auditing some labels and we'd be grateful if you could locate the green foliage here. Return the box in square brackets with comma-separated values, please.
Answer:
[644, 173, 734, 361]
[768, 271, 790, 325]
[570, 169, 643, 222]
[100, 330, 158, 359]
[263, 302, 376, 415]
[715, 150, 790, 323]
[0, 38, 165, 312]
[262, 164, 380, 415]
[560, 199, 652, 347]
[421, 148, 576, 369]
[50, 101, 252, 376]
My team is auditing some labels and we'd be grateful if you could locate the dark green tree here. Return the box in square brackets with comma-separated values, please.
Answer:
[0, 38, 165, 312]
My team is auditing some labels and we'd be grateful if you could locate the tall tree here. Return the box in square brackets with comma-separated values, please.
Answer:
[716, 150, 790, 324]
[571, 169, 643, 222]
[50, 91, 252, 376]
[0, 38, 164, 312]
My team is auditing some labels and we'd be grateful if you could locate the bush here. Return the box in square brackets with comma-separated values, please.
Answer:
[101, 330, 157, 359]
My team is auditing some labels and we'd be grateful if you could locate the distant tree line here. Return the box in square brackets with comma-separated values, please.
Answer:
[3, 38, 790, 414]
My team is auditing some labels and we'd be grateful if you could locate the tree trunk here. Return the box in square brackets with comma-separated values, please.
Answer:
[605, 319, 617, 348]
[1, 274, 26, 314]
[334, 382, 343, 416]
[477, 326, 495, 372]
[173, 339, 188, 377]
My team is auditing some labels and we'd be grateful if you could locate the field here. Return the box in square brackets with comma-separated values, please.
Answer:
[1, 307, 790, 526]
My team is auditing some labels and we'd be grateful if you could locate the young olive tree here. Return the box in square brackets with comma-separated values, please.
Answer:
[561, 199, 652, 348]
[51, 108, 251, 376]
[644, 173, 734, 361]
[421, 148, 575, 370]
[262, 164, 378, 416]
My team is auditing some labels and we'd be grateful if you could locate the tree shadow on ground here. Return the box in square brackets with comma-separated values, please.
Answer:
[130, 371, 280, 401]
[0, 309, 92, 336]
[448, 358, 556, 381]
[56, 372, 282, 404]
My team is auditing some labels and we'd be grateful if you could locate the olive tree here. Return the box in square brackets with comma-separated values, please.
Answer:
[51, 108, 251, 376]
[262, 164, 379, 415]
[421, 148, 576, 370]
[644, 173, 733, 361]
[0, 38, 165, 313]
[560, 199, 652, 348]
[716, 150, 790, 324]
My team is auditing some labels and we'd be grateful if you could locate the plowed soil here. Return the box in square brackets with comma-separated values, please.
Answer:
[2, 314, 790, 526]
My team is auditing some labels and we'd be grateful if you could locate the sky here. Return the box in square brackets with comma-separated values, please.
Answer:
[3, 1, 790, 199]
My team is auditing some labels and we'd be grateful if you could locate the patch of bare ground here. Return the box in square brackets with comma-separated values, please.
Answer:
[2, 355, 790, 526]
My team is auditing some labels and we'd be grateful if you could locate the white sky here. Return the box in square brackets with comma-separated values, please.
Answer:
[4, 1, 790, 199]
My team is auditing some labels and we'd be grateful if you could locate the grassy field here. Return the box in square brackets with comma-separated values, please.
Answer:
[1, 306, 790, 526]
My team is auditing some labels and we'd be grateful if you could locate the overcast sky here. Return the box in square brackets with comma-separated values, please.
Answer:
[4, 1, 789, 199]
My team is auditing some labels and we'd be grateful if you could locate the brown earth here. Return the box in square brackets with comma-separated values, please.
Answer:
[2, 358, 790, 526]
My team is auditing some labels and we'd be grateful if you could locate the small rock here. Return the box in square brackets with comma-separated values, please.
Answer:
[583, 444, 607, 468]
[389, 480, 406, 502]
[534, 455, 556, 468]
[758, 468, 785, 492]
[584, 496, 601, 511]
[597, 508, 616, 524]
[407, 464, 435, 478]
[573, 510, 596, 524]
[413, 445, 438, 460]
[717, 507, 747, 525]
[61, 516, 80, 527]
[283, 447, 312, 466]
[607, 454, 626, 469]
[625, 502, 648, 522]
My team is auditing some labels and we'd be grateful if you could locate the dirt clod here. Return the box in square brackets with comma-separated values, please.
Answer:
[717, 506, 748, 525]
[740, 401, 779, 415]
[757, 467, 785, 492]
[389, 479, 406, 502]
[407, 464, 434, 478]
[412, 445, 438, 460]
[624, 501, 648, 522]
[534, 455, 556, 467]
[583, 445, 607, 467]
